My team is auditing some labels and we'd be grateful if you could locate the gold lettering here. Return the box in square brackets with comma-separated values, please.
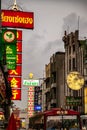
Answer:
[15, 16, 19, 23]
[1, 12, 33, 25]
[12, 90, 18, 99]
[9, 16, 13, 22]
[28, 18, 33, 24]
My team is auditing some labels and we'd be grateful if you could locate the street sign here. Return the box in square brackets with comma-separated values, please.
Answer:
[23, 80, 39, 86]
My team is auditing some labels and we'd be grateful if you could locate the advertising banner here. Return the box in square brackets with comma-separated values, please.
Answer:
[2, 29, 17, 44]
[11, 89, 21, 100]
[8, 77, 21, 89]
[17, 42, 22, 52]
[16, 54, 22, 64]
[66, 96, 82, 106]
[6, 44, 17, 69]
[2, 10, 34, 29]
[8, 30, 22, 100]
[8, 64, 22, 76]
[17, 30, 22, 41]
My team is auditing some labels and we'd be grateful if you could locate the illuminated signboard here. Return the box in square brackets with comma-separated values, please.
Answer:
[11, 89, 21, 100]
[16, 54, 22, 64]
[8, 29, 22, 100]
[67, 71, 84, 90]
[2, 29, 17, 44]
[6, 44, 17, 69]
[66, 96, 82, 106]
[34, 105, 42, 111]
[17, 30, 22, 41]
[2, 10, 34, 29]
[28, 86, 34, 117]
[8, 77, 21, 89]
[84, 88, 87, 113]
[23, 80, 39, 86]
[17, 42, 22, 52]
[8, 65, 22, 76]
[1, 29, 17, 69]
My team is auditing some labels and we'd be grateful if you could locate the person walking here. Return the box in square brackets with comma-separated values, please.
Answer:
[6, 113, 17, 130]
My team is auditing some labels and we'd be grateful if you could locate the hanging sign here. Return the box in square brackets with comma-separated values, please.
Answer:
[23, 80, 39, 86]
[2, 29, 17, 44]
[6, 44, 17, 69]
[2, 10, 34, 29]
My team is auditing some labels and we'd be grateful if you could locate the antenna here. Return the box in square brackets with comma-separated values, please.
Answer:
[78, 16, 80, 31]
[67, 25, 69, 34]
[77, 16, 80, 39]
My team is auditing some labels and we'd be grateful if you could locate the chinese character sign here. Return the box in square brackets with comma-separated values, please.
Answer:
[8, 30, 22, 100]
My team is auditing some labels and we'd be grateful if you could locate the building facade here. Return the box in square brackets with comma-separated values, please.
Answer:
[43, 30, 87, 114]
[43, 52, 65, 110]
[62, 30, 87, 113]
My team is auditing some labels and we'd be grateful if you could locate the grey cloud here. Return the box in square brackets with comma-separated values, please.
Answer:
[22, 37, 64, 79]
[63, 13, 79, 33]
[43, 39, 64, 55]
[62, 13, 87, 39]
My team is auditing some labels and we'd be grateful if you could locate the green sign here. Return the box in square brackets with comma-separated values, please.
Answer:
[2, 29, 17, 44]
[23, 80, 39, 86]
[66, 96, 82, 106]
[6, 44, 17, 69]
[0, 29, 17, 64]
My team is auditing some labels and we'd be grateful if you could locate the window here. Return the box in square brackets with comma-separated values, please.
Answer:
[69, 59, 71, 71]
[72, 58, 76, 70]
[73, 44, 75, 53]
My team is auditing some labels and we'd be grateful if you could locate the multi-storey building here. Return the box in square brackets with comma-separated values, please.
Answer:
[43, 63, 51, 110]
[43, 30, 87, 114]
[62, 30, 87, 113]
[29, 30, 87, 128]
[44, 52, 65, 110]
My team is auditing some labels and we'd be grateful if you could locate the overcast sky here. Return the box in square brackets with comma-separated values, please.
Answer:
[2, 0, 87, 109]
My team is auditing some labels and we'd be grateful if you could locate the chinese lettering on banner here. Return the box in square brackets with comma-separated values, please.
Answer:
[8, 30, 22, 100]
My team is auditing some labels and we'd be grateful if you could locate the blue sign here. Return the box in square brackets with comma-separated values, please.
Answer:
[34, 105, 42, 111]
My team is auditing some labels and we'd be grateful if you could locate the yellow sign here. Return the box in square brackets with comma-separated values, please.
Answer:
[66, 71, 84, 90]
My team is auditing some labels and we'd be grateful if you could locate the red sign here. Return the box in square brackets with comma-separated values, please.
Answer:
[8, 65, 22, 76]
[16, 54, 22, 64]
[2, 10, 34, 29]
[11, 89, 21, 100]
[8, 29, 22, 101]
[8, 77, 21, 89]
[17, 30, 22, 41]
[17, 42, 22, 52]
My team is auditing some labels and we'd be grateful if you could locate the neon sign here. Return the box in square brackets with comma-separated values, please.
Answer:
[23, 80, 39, 86]
[2, 10, 34, 29]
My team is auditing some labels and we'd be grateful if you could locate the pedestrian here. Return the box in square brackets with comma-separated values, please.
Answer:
[6, 113, 17, 130]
